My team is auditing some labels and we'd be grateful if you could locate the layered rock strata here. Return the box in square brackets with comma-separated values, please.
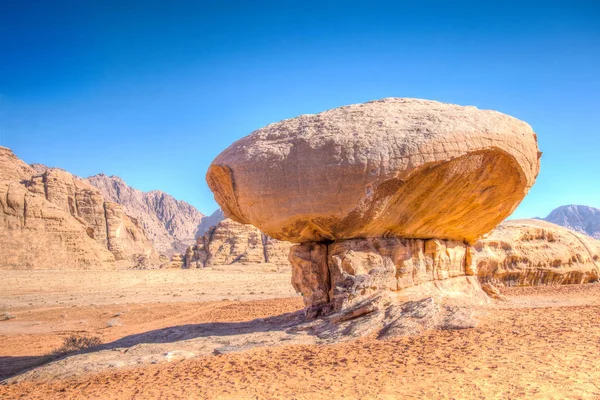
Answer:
[290, 238, 474, 318]
[475, 219, 599, 286]
[207, 98, 540, 330]
[0, 147, 160, 269]
[184, 218, 291, 268]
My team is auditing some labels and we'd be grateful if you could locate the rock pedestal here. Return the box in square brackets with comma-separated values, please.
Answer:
[205, 98, 541, 337]
[290, 237, 475, 318]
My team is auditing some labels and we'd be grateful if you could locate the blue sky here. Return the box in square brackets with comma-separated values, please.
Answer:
[1, 0, 599, 218]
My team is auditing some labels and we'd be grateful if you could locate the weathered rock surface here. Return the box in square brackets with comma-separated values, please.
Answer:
[185, 218, 292, 269]
[207, 98, 540, 244]
[205, 98, 540, 328]
[0, 147, 35, 181]
[474, 219, 599, 286]
[87, 174, 205, 255]
[543, 204, 600, 240]
[290, 237, 476, 317]
[0, 181, 116, 269]
[0, 148, 160, 269]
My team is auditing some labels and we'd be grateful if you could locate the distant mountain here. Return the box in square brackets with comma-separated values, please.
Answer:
[197, 209, 226, 236]
[543, 205, 600, 240]
[87, 174, 205, 255]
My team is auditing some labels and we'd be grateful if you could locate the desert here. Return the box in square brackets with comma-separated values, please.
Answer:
[2, 3, 600, 399]
[1, 271, 600, 399]
[2, 98, 600, 398]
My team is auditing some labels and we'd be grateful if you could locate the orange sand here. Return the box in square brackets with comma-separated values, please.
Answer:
[1, 270, 599, 399]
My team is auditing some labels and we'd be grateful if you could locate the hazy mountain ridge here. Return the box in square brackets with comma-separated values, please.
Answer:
[197, 209, 226, 236]
[543, 205, 600, 240]
[87, 173, 207, 255]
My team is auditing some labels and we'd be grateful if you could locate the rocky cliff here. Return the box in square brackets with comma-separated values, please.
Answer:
[475, 219, 599, 286]
[543, 205, 600, 240]
[0, 147, 160, 269]
[184, 218, 291, 269]
[86, 174, 205, 255]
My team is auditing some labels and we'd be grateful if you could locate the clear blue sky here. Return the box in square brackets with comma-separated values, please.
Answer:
[1, 0, 598, 218]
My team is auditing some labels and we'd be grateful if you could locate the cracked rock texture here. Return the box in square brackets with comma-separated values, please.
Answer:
[0, 147, 160, 269]
[185, 218, 292, 268]
[207, 98, 540, 244]
[475, 219, 600, 286]
[290, 237, 474, 317]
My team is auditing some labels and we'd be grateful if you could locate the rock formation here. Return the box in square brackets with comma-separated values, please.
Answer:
[86, 174, 205, 255]
[542, 205, 600, 240]
[206, 98, 541, 332]
[475, 219, 599, 286]
[207, 98, 540, 245]
[0, 147, 160, 269]
[184, 218, 291, 269]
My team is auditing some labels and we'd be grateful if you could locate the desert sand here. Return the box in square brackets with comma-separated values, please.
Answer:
[1, 268, 599, 399]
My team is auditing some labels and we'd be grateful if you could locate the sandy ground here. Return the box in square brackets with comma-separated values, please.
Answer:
[1, 269, 600, 399]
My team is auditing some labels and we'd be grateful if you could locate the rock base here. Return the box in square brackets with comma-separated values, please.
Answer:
[291, 276, 489, 340]
[290, 237, 479, 319]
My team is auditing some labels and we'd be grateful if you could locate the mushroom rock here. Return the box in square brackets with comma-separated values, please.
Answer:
[206, 98, 541, 332]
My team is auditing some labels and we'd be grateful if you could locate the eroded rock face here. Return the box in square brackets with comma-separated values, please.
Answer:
[0, 181, 116, 269]
[290, 237, 475, 317]
[207, 98, 540, 244]
[87, 174, 205, 255]
[0, 148, 160, 269]
[185, 218, 292, 268]
[475, 219, 600, 286]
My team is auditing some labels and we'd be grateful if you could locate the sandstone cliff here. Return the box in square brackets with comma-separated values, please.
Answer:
[475, 219, 599, 286]
[0, 147, 160, 269]
[86, 174, 205, 255]
[184, 218, 291, 269]
[543, 205, 600, 240]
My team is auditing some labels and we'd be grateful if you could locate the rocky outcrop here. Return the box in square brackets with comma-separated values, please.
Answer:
[475, 219, 599, 286]
[543, 205, 600, 240]
[0, 147, 36, 181]
[206, 98, 540, 333]
[0, 147, 160, 269]
[184, 218, 292, 269]
[87, 174, 205, 255]
[290, 238, 475, 318]
[207, 98, 540, 244]
[0, 181, 116, 269]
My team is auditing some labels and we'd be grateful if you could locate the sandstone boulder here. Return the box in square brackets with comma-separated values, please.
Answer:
[207, 98, 540, 244]
[475, 219, 599, 286]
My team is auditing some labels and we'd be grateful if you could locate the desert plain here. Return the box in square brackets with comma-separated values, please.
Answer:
[1, 266, 599, 399]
